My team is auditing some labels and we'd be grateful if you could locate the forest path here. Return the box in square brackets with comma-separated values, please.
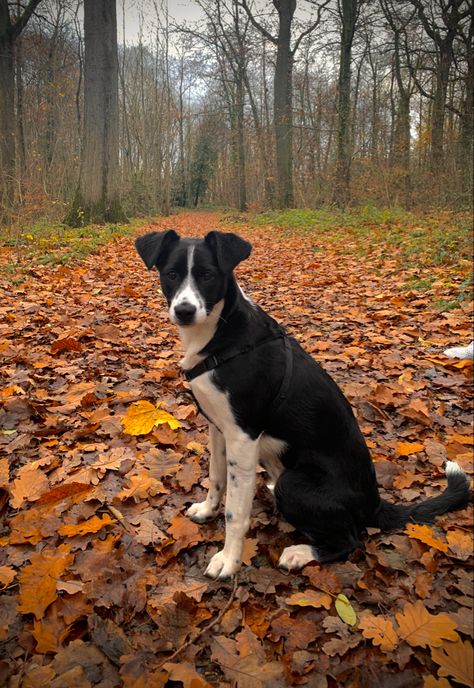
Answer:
[0, 209, 472, 687]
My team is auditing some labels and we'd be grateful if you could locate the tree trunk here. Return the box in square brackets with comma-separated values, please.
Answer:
[0, 0, 42, 222]
[66, 0, 127, 226]
[458, 22, 473, 195]
[236, 70, 247, 211]
[0, 29, 15, 219]
[392, 29, 411, 204]
[431, 41, 452, 171]
[333, 0, 357, 208]
[273, 0, 295, 209]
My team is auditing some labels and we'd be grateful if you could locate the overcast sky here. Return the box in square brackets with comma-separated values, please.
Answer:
[117, 0, 204, 44]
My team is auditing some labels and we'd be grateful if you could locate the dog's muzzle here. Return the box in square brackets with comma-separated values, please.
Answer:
[173, 301, 197, 326]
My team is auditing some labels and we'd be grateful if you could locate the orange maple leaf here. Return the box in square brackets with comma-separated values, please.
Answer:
[405, 523, 448, 553]
[395, 600, 459, 648]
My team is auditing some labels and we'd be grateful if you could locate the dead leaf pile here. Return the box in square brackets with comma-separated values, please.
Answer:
[0, 210, 472, 687]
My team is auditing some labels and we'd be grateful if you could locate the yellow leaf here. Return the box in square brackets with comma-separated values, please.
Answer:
[395, 601, 459, 648]
[431, 639, 474, 688]
[405, 523, 448, 553]
[58, 513, 115, 537]
[359, 614, 398, 651]
[286, 590, 332, 610]
[121, 400, 181, 435]
[335, 593, 357, 626]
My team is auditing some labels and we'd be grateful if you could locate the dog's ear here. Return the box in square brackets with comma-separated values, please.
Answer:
[204, 231, 252, 273]
[135, 230, 179, 270]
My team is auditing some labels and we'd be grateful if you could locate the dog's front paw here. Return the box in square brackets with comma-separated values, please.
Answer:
[186, 500, 218, 524]
[204, 550, 240, 579]
[278, 544, 318, 571]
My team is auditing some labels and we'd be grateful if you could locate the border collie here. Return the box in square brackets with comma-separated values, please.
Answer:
[135, 230, 469, 579]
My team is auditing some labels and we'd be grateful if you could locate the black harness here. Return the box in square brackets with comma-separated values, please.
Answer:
[183, 326, 294, 416]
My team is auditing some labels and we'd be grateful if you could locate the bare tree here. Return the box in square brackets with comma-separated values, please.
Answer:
[66, 0, 126, 225]
[407, 0, 471, 172]
[0, 0, 42, 221]
[332, 0, 359, 208]
[240, 0, 329, 208]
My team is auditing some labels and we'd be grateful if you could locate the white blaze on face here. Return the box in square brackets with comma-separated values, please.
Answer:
[170, 245, 207, 325]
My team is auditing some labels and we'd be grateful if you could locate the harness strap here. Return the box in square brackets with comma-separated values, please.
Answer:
[272, 334, 293, 415]
[183, 328, 285, 382]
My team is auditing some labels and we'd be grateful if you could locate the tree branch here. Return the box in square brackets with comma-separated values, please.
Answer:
[238, 0, 277, 44]
[291, 0, 331, 56]
[10, 0, 42, 39]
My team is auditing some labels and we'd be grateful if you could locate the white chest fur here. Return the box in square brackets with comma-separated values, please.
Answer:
[190, 371, 240, 437]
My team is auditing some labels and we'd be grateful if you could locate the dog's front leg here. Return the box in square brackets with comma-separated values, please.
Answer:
[205, 434, 259, 579]
[186, 423, 226, 523]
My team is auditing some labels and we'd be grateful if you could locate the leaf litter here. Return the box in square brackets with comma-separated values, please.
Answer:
[0, 210, 472, 687]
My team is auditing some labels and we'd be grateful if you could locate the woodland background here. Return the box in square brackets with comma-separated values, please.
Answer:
[0, 0, 472, 226]
[0, 1, 473, 687]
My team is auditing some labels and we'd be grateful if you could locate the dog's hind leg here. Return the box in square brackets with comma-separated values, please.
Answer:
[275, 468, 363, 570]
[186, 423, 226, 523]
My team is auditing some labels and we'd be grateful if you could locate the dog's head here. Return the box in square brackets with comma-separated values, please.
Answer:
[135, 230, 251, 327]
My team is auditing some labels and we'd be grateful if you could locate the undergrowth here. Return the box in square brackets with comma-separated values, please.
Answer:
[225, 206, 473, 308]
[0, 218, 145, 283]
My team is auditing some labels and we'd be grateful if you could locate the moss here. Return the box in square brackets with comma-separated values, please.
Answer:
[64, 189, 128, 227]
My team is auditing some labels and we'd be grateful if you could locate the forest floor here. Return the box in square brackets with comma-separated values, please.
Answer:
[0, 209, 472, 688]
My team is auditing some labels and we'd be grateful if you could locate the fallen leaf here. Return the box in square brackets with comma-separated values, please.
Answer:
[117, 470, 169, 502]
[424, 678, 452, 688]
[396, 441, 425, 456]
[10, 466, 49, 509]
[17, 545, 74, 619]
[359, 614, 398, 651]
[286, 590, 332, 610]
[58, 513, 115, 537]
[0, 565, 16, 588]
[335, 593, 357, 626]
[241, 538, 259, 566]
[431, 639, 474, 687]
[396, 600, 459, 648]
[51, 336, 82, 354]
[164, 662, 211, 688]
[446, 530, 473, 561]
[405, 523, 448, 553]
[122, 400, 181, 435]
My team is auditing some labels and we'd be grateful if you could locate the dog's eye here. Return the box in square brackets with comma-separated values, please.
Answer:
[166, 270, 178, 280]
[202, 271, 215, 282]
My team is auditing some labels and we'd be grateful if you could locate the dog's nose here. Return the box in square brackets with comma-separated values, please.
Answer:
[174, 302, 196, 325]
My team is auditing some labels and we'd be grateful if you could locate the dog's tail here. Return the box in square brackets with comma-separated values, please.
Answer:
[373, 461, 470, 530]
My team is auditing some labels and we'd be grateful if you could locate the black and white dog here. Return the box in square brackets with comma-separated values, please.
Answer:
[135, 230, 469, 579]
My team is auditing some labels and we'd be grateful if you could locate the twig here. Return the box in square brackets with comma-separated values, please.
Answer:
[157, 574, 239, 668]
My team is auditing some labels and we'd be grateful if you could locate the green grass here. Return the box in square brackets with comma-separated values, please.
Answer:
[224, 205, 473, 308]
[0, 217, 147, 281]
[236, 206, 472, 268]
